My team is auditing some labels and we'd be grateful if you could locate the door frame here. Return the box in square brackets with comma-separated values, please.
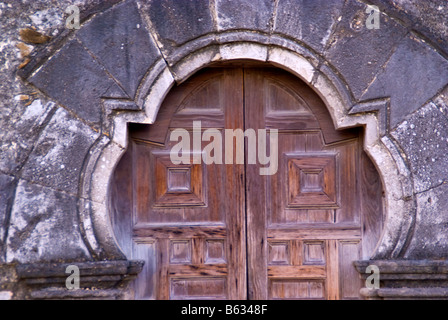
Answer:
[82, 44, 414, 273]
[113, 66, 383, 299]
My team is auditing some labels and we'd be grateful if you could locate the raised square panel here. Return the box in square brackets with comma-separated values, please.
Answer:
[167, 168, 191, 192]
[151, 151, 206, 207]
[286, 153, 338, 208]
[300, 170, 323, 193]
[205, 239, 226, 264]
[170, 240, 192, 264]
[268, 241, 290, 265]
[303, 241, 326, 265]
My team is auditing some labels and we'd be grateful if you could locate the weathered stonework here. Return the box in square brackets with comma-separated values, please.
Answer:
[6, 179, 89, 264]
[77, 0, 161, 98]
[21, 108, 101, 195]
[361, 34, 448, 128]
[275, 0, 344, 54]
[1, 0, 447, 299]
[326, 0, 408, 99]
[392, 100, 448, 194]
[0, 174, 16, 263]
[28, 39, 128, 124]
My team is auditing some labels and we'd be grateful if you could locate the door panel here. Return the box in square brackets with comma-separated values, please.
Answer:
[110, 66, 384, 300]
[129, 68, 246, 300]
[244, 68, 365, 300]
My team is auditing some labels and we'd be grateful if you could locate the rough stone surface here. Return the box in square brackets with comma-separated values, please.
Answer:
[433, 85, 448, 119]
[77, 0, 161, 98]
[0, 99, 56, 174]
[21, 108, 100, 195]
[0, 1, 61, 140]
[142, 0, 214, 54]
[0, 264, 18, 295]
[326, 0, 408, 99]
[361, 34, 448, 128]
[0, 174, 16, 262]
[0, 0, 111, 268]
[216, 0, 273, 33]
[274, 0, 344, 54]
[404, 183, 448, 259]
[391, 101, 448, 194]
[6, 179, 90, 263]
[1, 0, 448, 300]
[368, 0, 448, 57]
[29, 39, 128, 124]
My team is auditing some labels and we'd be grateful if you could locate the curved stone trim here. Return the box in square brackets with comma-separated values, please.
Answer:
[74, 38, 416, 261]
[17, 0, 447, 265]
[2, 0, 448, 301]
[305, 54, 415, 259]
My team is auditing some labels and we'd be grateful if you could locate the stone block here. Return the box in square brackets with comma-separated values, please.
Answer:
[433, 85, 448, 119]
[15, 260, 143, 299]
[29, 39, 128, 124]
[0, 100, 55, 174]
[142, 0, 214, 56]
[274, 0, 345, 54]
[0, 174, 16, 262]
[21, 108, 100, 195]
[77, 0, 161, 98]
[6, 180, 90, 263]
[391, 102, 448, 193]
[268, 47, 315, 83]
[362, 35, 448, 128]
[367, 0, 448, 57]
[216, 0, 273, 32]
[404, 183, 448, 259]
[355, 259, 448, 299]
[326, 0, 407, 99]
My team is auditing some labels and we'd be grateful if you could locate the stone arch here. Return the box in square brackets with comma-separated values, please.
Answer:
[78, 41, 414, 263]
[6, 0, 448, 300]
[15, 0, 429, 267]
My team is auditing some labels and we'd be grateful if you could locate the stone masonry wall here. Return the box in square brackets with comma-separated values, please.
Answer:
[0, 0, 447, 299]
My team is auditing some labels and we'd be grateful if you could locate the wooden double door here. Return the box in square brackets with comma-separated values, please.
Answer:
[111, 66, 383, 300]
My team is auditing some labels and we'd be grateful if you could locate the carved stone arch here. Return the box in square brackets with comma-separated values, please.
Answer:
[6, 0, 448, 301]
[91, 42, 414, 264]
[18, 31, 415, 265]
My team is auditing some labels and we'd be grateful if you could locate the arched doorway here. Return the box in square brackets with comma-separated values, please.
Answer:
[110, 64, 384, 300]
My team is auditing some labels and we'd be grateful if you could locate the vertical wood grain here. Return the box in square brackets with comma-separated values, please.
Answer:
[244, 68, 268, 299]
[326, 240, 339, 300]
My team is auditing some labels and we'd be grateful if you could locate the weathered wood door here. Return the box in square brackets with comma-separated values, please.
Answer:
[111, 66, 383, 300]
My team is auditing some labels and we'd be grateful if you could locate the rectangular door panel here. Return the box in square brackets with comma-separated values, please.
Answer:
[132, 68, 246, 300]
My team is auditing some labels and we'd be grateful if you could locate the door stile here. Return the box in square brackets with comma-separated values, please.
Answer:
[244, 68, 269, 299]
[222, 68, 247, 299]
